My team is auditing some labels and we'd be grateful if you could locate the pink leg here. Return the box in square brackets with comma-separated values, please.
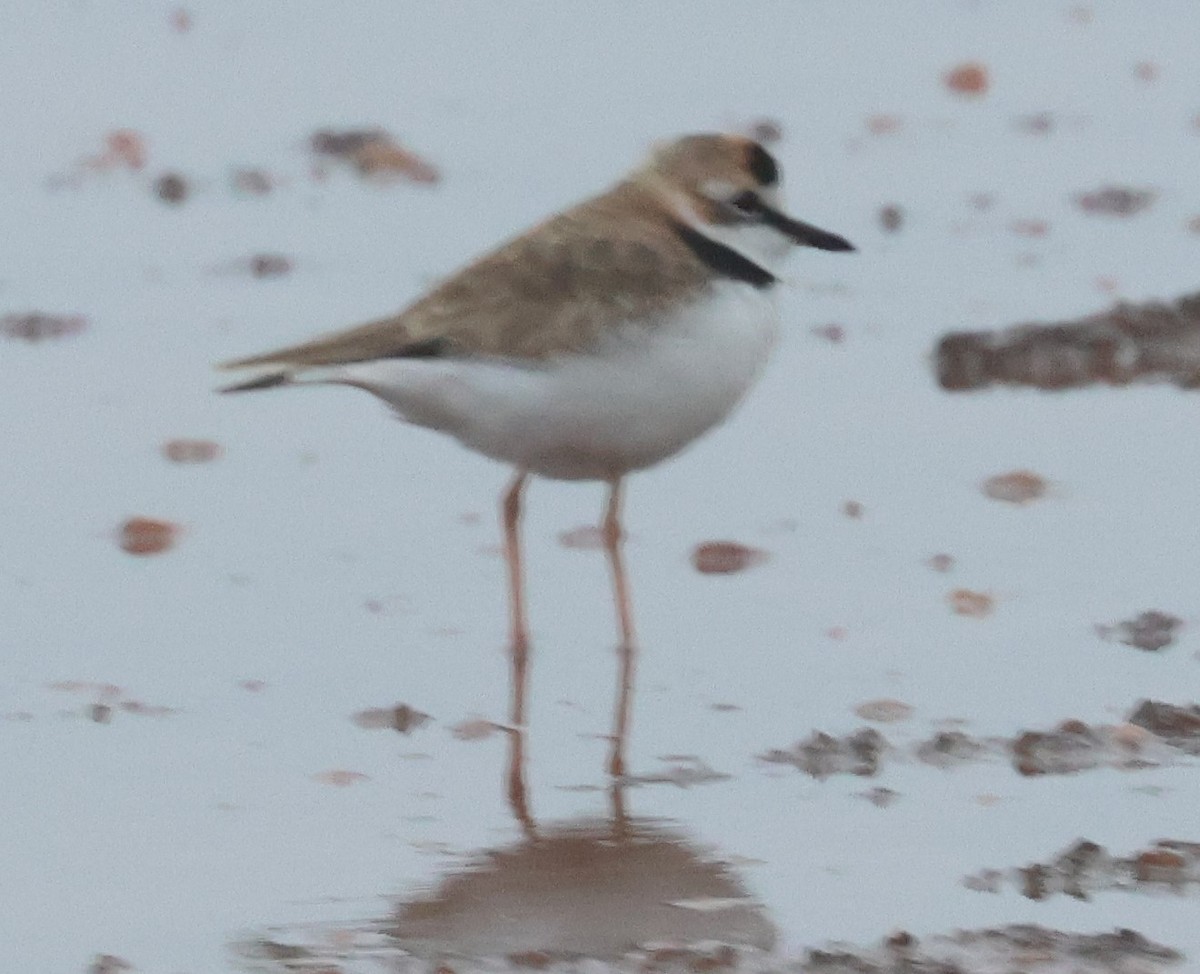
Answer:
[501, 472, 535, 834]
[602, 478, 638, 779]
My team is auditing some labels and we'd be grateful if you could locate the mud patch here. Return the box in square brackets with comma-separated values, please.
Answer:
[761, 700, 1199, 779]
[1096, 611, 1183, 652]
[232, 924, 1181, 973]
[310, 128, 439, 184]
[966, 838, 1200, 901]
[935, 290, 1200, 391]
[758, 728, 887, 779]
[2, 312, 87, 342]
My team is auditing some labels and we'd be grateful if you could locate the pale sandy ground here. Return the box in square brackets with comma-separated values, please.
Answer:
[2, 2, 1200, 971]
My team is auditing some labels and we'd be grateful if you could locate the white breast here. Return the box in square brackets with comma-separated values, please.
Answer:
[324, 281, 781, 481]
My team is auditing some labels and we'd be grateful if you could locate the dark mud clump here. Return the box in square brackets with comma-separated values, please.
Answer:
[805, 926, 1180, 973]
[691, 542, 769, 575]
[765, 699, 1199, 779]
[966, 837, 1200, 902]
[1075, 185, 1157, 216]
[310, 127, 439, 183]
[915, 729, 991, 768]
[1128, 700, 1200, 753]
[1096, 611, 1183, 652]
[2, 312, 87, 342]
[759, 728, 887, 779]
[154, 172, 189, 204]
[352, 703, 432, 734]
[935, 291, 1200, 391]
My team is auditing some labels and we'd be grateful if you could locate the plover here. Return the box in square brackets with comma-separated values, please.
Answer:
[219, 133, 854, 776]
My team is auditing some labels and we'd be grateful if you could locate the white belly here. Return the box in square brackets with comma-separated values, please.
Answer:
[324, 282, 780, 481]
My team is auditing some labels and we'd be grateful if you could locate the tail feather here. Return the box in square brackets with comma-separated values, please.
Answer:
[218, 370, 292, 394]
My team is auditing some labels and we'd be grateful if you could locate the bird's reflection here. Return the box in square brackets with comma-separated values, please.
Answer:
[389, 625, 776, 961]
[236, 609, 774, 969]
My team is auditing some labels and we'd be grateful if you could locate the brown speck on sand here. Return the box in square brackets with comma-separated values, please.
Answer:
[118, 517, 180, 556]
[154, 172, 189, 204]
[948, 588, 994, 618]
[691, 541, 768, 575]
[944, 62, 990, 96]
[981, 470, 1047, 504]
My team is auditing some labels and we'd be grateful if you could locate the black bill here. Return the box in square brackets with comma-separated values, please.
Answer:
[759, 204, 856, 252]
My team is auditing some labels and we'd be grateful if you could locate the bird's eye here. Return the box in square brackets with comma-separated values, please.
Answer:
[729, 190, 761, 213]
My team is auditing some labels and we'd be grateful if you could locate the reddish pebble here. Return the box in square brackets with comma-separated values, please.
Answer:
[982, 470, 1047, 504]
[119, 517, 180, 556]
[944, 62, 989, 97]
[105, 130, 147, 170]
[948, 588, 994, 618]
[691, 541, 767, 575]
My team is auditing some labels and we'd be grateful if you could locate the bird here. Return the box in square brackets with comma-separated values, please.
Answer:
[217, 133, 855, 777]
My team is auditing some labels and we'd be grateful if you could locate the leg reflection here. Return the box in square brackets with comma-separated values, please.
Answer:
[602, 478, 638, 780]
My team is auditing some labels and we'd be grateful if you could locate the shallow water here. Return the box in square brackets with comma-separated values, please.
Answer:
[3, 3, 1200, 971]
